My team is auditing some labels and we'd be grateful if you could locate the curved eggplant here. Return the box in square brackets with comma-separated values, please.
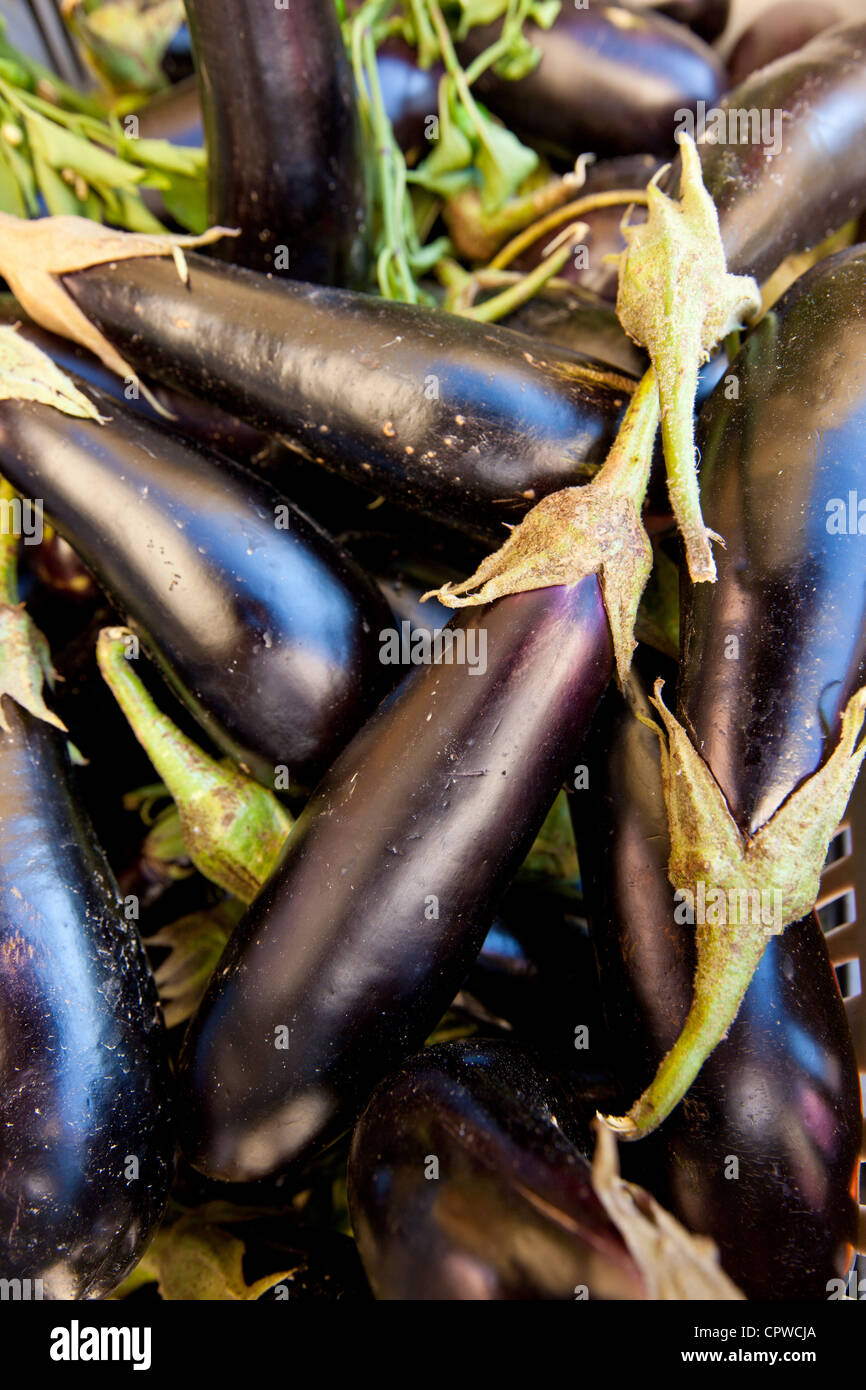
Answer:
[0, 701, 173, 1299]
[60, 254, 633, 544]
[177, 579, 613, 1181]
[183, 0, 368, 284]
[572, 246, 866, 1297]
[665, 22, 866, 283]
[0, 383, 393, 790]
[571, 667, 861, 1300]
[457, 4, 724, 158]
[726, 3, 841, 86]
[347, 1040, 644, 1301]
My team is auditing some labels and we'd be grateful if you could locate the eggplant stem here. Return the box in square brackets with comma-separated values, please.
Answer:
[489, 188, 650, 273]
[659, 352, 718, 583]
[603, 924, 771, 1139]
[0, 476, 20, 607]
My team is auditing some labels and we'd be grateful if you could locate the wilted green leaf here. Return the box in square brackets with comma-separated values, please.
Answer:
[475, 109, 538, 214]
[147, 901, 241, 1028]
[159, 171, 208, 233]
[520, 789, 580, 883]
[24, 108, 147, 189]
[118, 1217, 297, 1302]
[0, 146, 25, 216]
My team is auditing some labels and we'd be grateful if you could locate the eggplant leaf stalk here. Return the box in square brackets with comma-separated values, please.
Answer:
[423, 366, 660, 685]
[602, 679, 866, 1139]
[97, 627, 292, 903]
[0, 473, 66, 732]
[615, 134, 761, 584]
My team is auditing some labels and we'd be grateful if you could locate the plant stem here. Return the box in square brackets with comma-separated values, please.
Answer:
[490, 188, 650, 271]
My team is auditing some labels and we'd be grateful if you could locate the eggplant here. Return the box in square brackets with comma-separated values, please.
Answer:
[0, 700, 173, 1298]
[347, 1040, 644, 1301]
[456, 3, 725, 159]
[139, 39, 442, 160]
[727, 3, 841, 87]
[665, 22, 866, 284]
[177, 579, 613, 1180]
[183, 0, 368, 284]
[571, 667, 862, 1300]
[572, 245, 866, 1297]
[0, 382, 393, 790]
[58, 253, 633, 544]
[650, 0, 729, 43]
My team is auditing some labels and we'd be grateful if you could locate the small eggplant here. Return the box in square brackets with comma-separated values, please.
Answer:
[0, 377, 392, 789]
[178, 579, 613, 1181]
[666, 22, 866, 283]
[347, 1039, 644, 1301]
[183, 0, 369, 284]
[727, 3, 841, 86]
[54, 250, 633, 544]
[0, 702, 174, 1299]
[571, 664, 862, 1300]
[457, 3, 725, 158]
[0, 513, 173, 1297]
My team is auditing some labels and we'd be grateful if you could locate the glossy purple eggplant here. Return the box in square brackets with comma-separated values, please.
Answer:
[664, 22, 866, 283]
[0, 382, 393, 790]
[61, 253, 633, 545]
[571, 667, 862, 1300]
[0, 701, 173, 1299]
[457, 3, 724, 158]
[571, 245, 866, 1298]
[347, 1039, 644, 1301]
[727, 3, 841, 86]
[177, 579, 614, 1181]
[183, 0, 368, 284]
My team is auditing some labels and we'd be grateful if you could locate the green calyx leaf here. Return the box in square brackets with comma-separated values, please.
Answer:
[603, 679, 866, 1138]
[97, 627, 292, 903]
[615, 134, 761, 584]
[147, 901, 241, 1029]
[118, 1215, 297, 1302]
[422, 366, 660, 685]
[0, 326, 106, 420]
[0, 603, 67, 734]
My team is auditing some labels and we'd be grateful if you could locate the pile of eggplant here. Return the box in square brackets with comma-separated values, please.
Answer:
[0, 0, 863, 1305]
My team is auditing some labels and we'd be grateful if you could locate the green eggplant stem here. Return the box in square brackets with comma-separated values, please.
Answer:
[97, 627, 292, 903]
[658, 350, 717, 583]
[0, 476, 19, 606]
[603, 924, 771, 1139]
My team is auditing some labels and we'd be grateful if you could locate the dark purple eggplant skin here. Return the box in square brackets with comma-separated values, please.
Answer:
[0, 382, 393, 791]
[457, 4, 724, 158]
[682, 245, 866, 833]
[664, 22, 866, 284]
[139, 39, 442, 160]
[0, 699, 173, 1299]
[62, 253, 633, 545]
[347, 1040, 645, 1301]
[177, 579, 614, 1181]
[726, 3, 841, 87]
[650, 0, 729, 43]
[571, 670, 861, 1301]
[572, 248, 866, 1299]
[183, 0, 368, 285]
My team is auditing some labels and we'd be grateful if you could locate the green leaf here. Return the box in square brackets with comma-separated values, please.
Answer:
[119, 135, 205, 178]
[147, 902, 241, 1029]
[475, 110, 538, 214]
[0, 145, 25, 217]
[0, 136, 38, 214]
[113, 186, 167, 233]
[520, 789, 580, 883]
[159, 171, 208, 233]
[32, 152, 83, 216]
[117, 1216, 297, 1302]
[24, 109, 147, 189]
